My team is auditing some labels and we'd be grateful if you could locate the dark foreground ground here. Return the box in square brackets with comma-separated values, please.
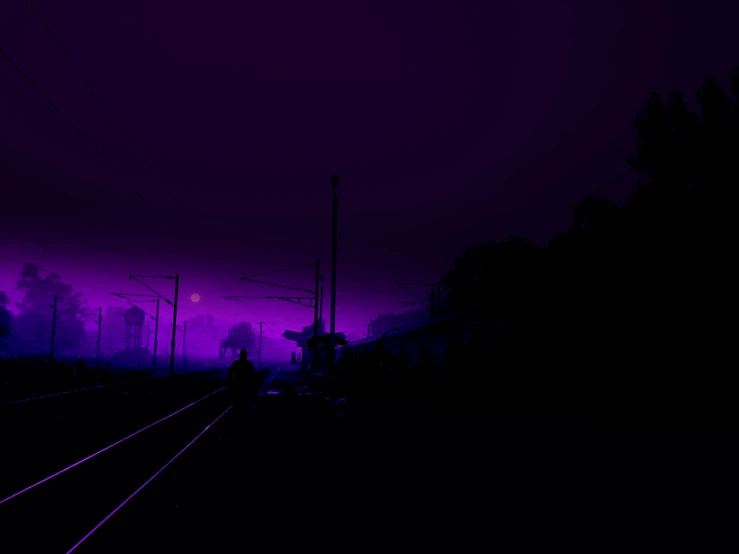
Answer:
[1, 366, 737, 552]
[85, 412, 737, 552]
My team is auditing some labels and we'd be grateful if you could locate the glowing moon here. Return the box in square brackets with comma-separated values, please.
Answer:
[190, 293, 201, 303]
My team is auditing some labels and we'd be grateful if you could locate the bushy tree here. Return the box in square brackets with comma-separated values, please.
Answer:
[0, 292, 13, 355]
[441, 236, 541, 326]
[0, 292, 11, 336]
[222, 322, 257, 352]
[10, 265, 87, 358]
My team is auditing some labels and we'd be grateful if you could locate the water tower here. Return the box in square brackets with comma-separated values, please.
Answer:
[124, 306, 146, 350]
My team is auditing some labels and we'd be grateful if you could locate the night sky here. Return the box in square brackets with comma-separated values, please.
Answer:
[2, 0, 738, 342]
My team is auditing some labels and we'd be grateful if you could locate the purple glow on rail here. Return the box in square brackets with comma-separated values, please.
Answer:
[66, 405, 233, 553]
[0, 386, 226, 506]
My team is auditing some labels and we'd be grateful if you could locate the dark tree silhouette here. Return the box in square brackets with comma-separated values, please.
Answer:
[9, 265, 87, 358]
[0, 292, 13, 355]
[441, 235, 541, 328]
[534, 71, 739, 430]
[432, 70, 739, 432]
[221, 322, 257, 353]
[0, 292, 11, 335]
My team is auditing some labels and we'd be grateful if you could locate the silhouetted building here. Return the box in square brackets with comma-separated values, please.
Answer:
[282, 329, 347, 371]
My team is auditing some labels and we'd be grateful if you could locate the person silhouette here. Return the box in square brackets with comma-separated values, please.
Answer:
[226, 349, 257, 408]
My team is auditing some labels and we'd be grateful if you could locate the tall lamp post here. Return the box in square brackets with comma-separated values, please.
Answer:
[329, 173, 339, 376]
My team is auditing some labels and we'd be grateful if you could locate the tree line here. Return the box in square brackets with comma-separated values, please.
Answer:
[436, 72, 739, 433]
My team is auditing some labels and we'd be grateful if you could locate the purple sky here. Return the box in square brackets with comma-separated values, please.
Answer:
[1, 0, 738, 341]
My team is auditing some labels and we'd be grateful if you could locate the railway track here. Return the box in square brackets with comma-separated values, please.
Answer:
[0, 370, 227, 496]
[0, 383, 233, 552]
[65, 387, 345, 552]
[0, 365, 294, 552]
[0, 368, 223, 408]
[4, 362, 732, 552]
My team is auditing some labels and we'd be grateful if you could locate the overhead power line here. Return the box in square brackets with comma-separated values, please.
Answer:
[10, 235, 132, 285]
[24, 0, 108, 111]
[8, 4, 239, 296]
[0, 46, 149, 206]
[0, 254, 158, 316]
[242, 264, 315, 279]
[10, 5, 739, 275]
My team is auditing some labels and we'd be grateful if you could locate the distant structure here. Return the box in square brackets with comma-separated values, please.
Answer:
[103, 307, 127, 354]
[282, 328, 347, 371]
[124, 306, 146, 350]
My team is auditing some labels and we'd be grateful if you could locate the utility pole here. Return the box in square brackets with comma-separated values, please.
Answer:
[96, 307, 102, 366]
[169, 273, 179, 377]
[329, 173, 339, 375]
[50, 294, 61, 361]
[228, 262, 318, 368]
[183, 320, 187, 364]
[397, 281, 442, 317]
[313, 260, 320, 337]
[312, 260, 320, 370]
[319, 275, 324, 322]
[365, 323, 371, 337]
[153, 298, 160, 370]
[256, 321, 265, 370]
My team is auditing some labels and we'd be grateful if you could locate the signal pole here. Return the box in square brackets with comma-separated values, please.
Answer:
[169, 274, 179, 377]
[96, 307, 102, 366]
